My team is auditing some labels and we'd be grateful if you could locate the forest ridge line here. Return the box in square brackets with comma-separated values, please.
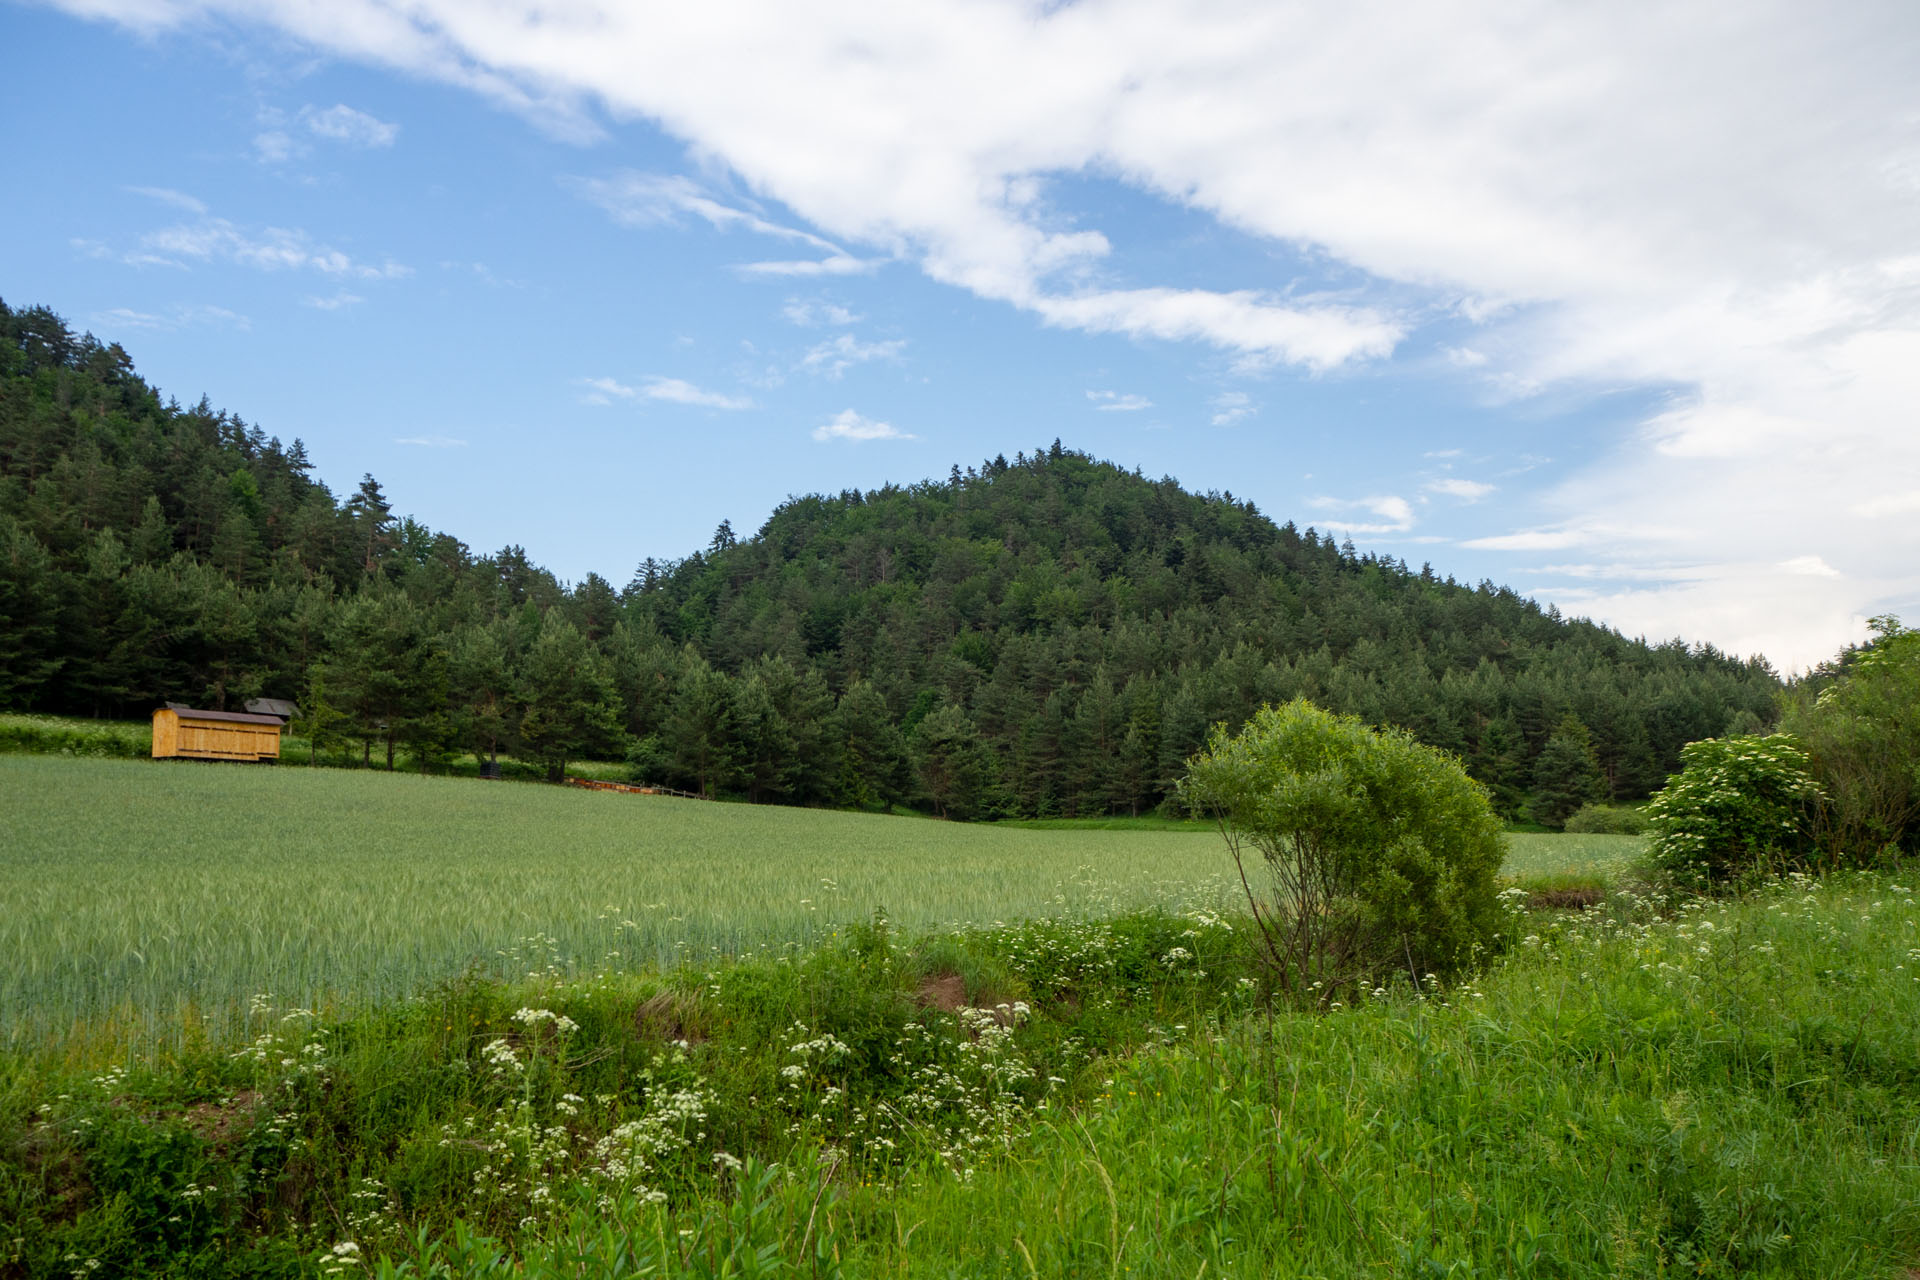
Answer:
[0, 298, 1781, 820]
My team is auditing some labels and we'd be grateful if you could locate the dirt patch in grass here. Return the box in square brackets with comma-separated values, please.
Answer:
[915, 972, 968, 1012]
[180, 1090, 263, 1150]
[1528, 886, 1607, 910]
[635, 991, 709, 1044]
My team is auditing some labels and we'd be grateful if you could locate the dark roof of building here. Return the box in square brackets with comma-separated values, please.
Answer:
[161, 707, 287, 727]
[245, 698, 300, 720]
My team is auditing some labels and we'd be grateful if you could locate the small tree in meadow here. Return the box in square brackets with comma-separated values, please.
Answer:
[1781, 616, 1920, 862]
[1181, 699, 1507, 1007]
[1644, 734, 1821, 883]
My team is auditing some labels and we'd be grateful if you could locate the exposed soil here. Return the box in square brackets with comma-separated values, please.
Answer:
[1528, 886, 1607, 911]
[180, 1090, 263, 1149]
[914, 972, 968, 1012]
[635, 991, 709, 1044]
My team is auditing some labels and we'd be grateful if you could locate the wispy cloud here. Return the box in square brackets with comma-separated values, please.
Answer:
[90, 304, 250, 332]
[1210, 391, 1253, 426]
[255, 103, 401, 163]
[783, 299, 859, 326]
[253, 130, 298, 164]
[571, 171, 832, 248]
[1463, 528, 1591, 552]
[1309, 494, 1415, 535]
[86, 210, 410, 281]
[799, 334, 905, 379]
[580, 375, 752, 410]
[303, 103, 399, 148]
[126, 186, 206, 214]
[1086, 390, 1152, 412]
[395, 434, 467, 447]
[812, 409, 913, 443]
[305, 291, 364, 310]
[1426, 477, 1495, 501]
[1779, 555, 1841, 579]
[736, 255, 879, 278]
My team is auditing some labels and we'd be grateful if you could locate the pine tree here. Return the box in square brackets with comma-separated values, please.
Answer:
[1530, 713, 1605, 828]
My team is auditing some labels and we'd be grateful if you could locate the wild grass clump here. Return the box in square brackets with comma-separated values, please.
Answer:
[1562, 801, 1649, 834]
[10, 871, 1920, 1277]
[0, 713, 149, 758]
[0, 908, 1257, 1278]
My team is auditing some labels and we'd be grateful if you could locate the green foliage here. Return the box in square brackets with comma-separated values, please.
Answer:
[0, 712, 148, 757]
[1781, 615, 1920, 861]
[1, 906, 1254, 1276]
[9, 871, 1920, 1278]
[1562, 802, 1650, 835]
[1181, 699, 1506, 1003]
[0, 301, 1784, 815]
[1644, 734, 1821, 882]
[1529, 713, 1606, 828]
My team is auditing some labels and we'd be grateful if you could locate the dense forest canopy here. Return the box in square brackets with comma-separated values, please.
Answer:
[0, 299, 1782, 819]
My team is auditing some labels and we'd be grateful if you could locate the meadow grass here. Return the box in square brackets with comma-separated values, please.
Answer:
[0, 755, 1638, 1053]
[8, 868, 1915, 1278]
[0, 756, 1233, 1050]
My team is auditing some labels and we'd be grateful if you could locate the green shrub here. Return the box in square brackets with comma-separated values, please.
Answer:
[1781, 615, 1920, 862]
[1180, 699, 1506, 1006]
[1644, 733, 1820, 882]
[1562, 803, 1648, 835]
[0, 713, 148, 758]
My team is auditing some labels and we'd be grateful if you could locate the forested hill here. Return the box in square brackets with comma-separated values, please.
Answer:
[0, 298, 1780, 820]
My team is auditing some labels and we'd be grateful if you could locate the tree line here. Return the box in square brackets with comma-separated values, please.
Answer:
[0, 299, 1784, 820]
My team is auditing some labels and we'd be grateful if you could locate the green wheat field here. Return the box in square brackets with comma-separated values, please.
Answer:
[0, 754, 1638, 1049]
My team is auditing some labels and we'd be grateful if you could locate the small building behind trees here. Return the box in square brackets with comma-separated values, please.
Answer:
[152, 707, 285, 762]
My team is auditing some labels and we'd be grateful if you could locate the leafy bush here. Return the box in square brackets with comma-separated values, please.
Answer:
[1180, 699, 1506, 1006]
[1644, 734, 1821, 882]
[0, 713, 148, 758]
[1781, 615, 1920, 863]
[1562, 803, 1649, 835]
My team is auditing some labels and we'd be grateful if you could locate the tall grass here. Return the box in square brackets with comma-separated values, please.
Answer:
[0, 757, 1234, 1050]
[1, 756, 1633, 1053]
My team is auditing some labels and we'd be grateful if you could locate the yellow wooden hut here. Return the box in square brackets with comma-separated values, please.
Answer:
[151, 707, 285, 762]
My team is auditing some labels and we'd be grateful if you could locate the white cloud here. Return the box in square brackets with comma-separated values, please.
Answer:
[812, 408, 913, 443]
[125, 186, 205, 214]
[395, 434, 467, 447]
[305, 291, 364, 310]
[1779, 555, 1841, 579]
[580, 374, 752, 409]
[1309, 494, 1415, 535]
[799, 333, 905, 379]
[1463, 528, 1592, 552]
[1210, 391, 1253, 426]
[641, 376, 753, 409]
[1854, 490, 1920, 519]
[1426, 477, 1494, 501]
[783, 299, 858, 326]
[735, 255, 879, 277]
[570, 171, 837, 250]
[97, 211, 411, 280]
[56, 0, 1920, 664]
[1087, 390, 1152, 412]
[303, 103, 399, 147]
[253, 130, 297, 163]
[90, 304, 250, 331]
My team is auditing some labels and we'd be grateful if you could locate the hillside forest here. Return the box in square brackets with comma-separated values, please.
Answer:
[0, 299, 1785, 821]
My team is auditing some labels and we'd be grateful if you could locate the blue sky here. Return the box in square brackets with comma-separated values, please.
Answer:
[6, 1, 1917, 670]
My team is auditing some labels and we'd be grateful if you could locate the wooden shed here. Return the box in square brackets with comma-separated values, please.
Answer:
[151, 707, 285, 762]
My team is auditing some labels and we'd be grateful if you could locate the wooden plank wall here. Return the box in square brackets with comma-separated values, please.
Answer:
[151, 709, 280, 761]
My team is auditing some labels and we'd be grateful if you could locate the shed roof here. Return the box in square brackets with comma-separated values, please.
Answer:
[245, 698, 300, 720]
[162, 707, 287, 727]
